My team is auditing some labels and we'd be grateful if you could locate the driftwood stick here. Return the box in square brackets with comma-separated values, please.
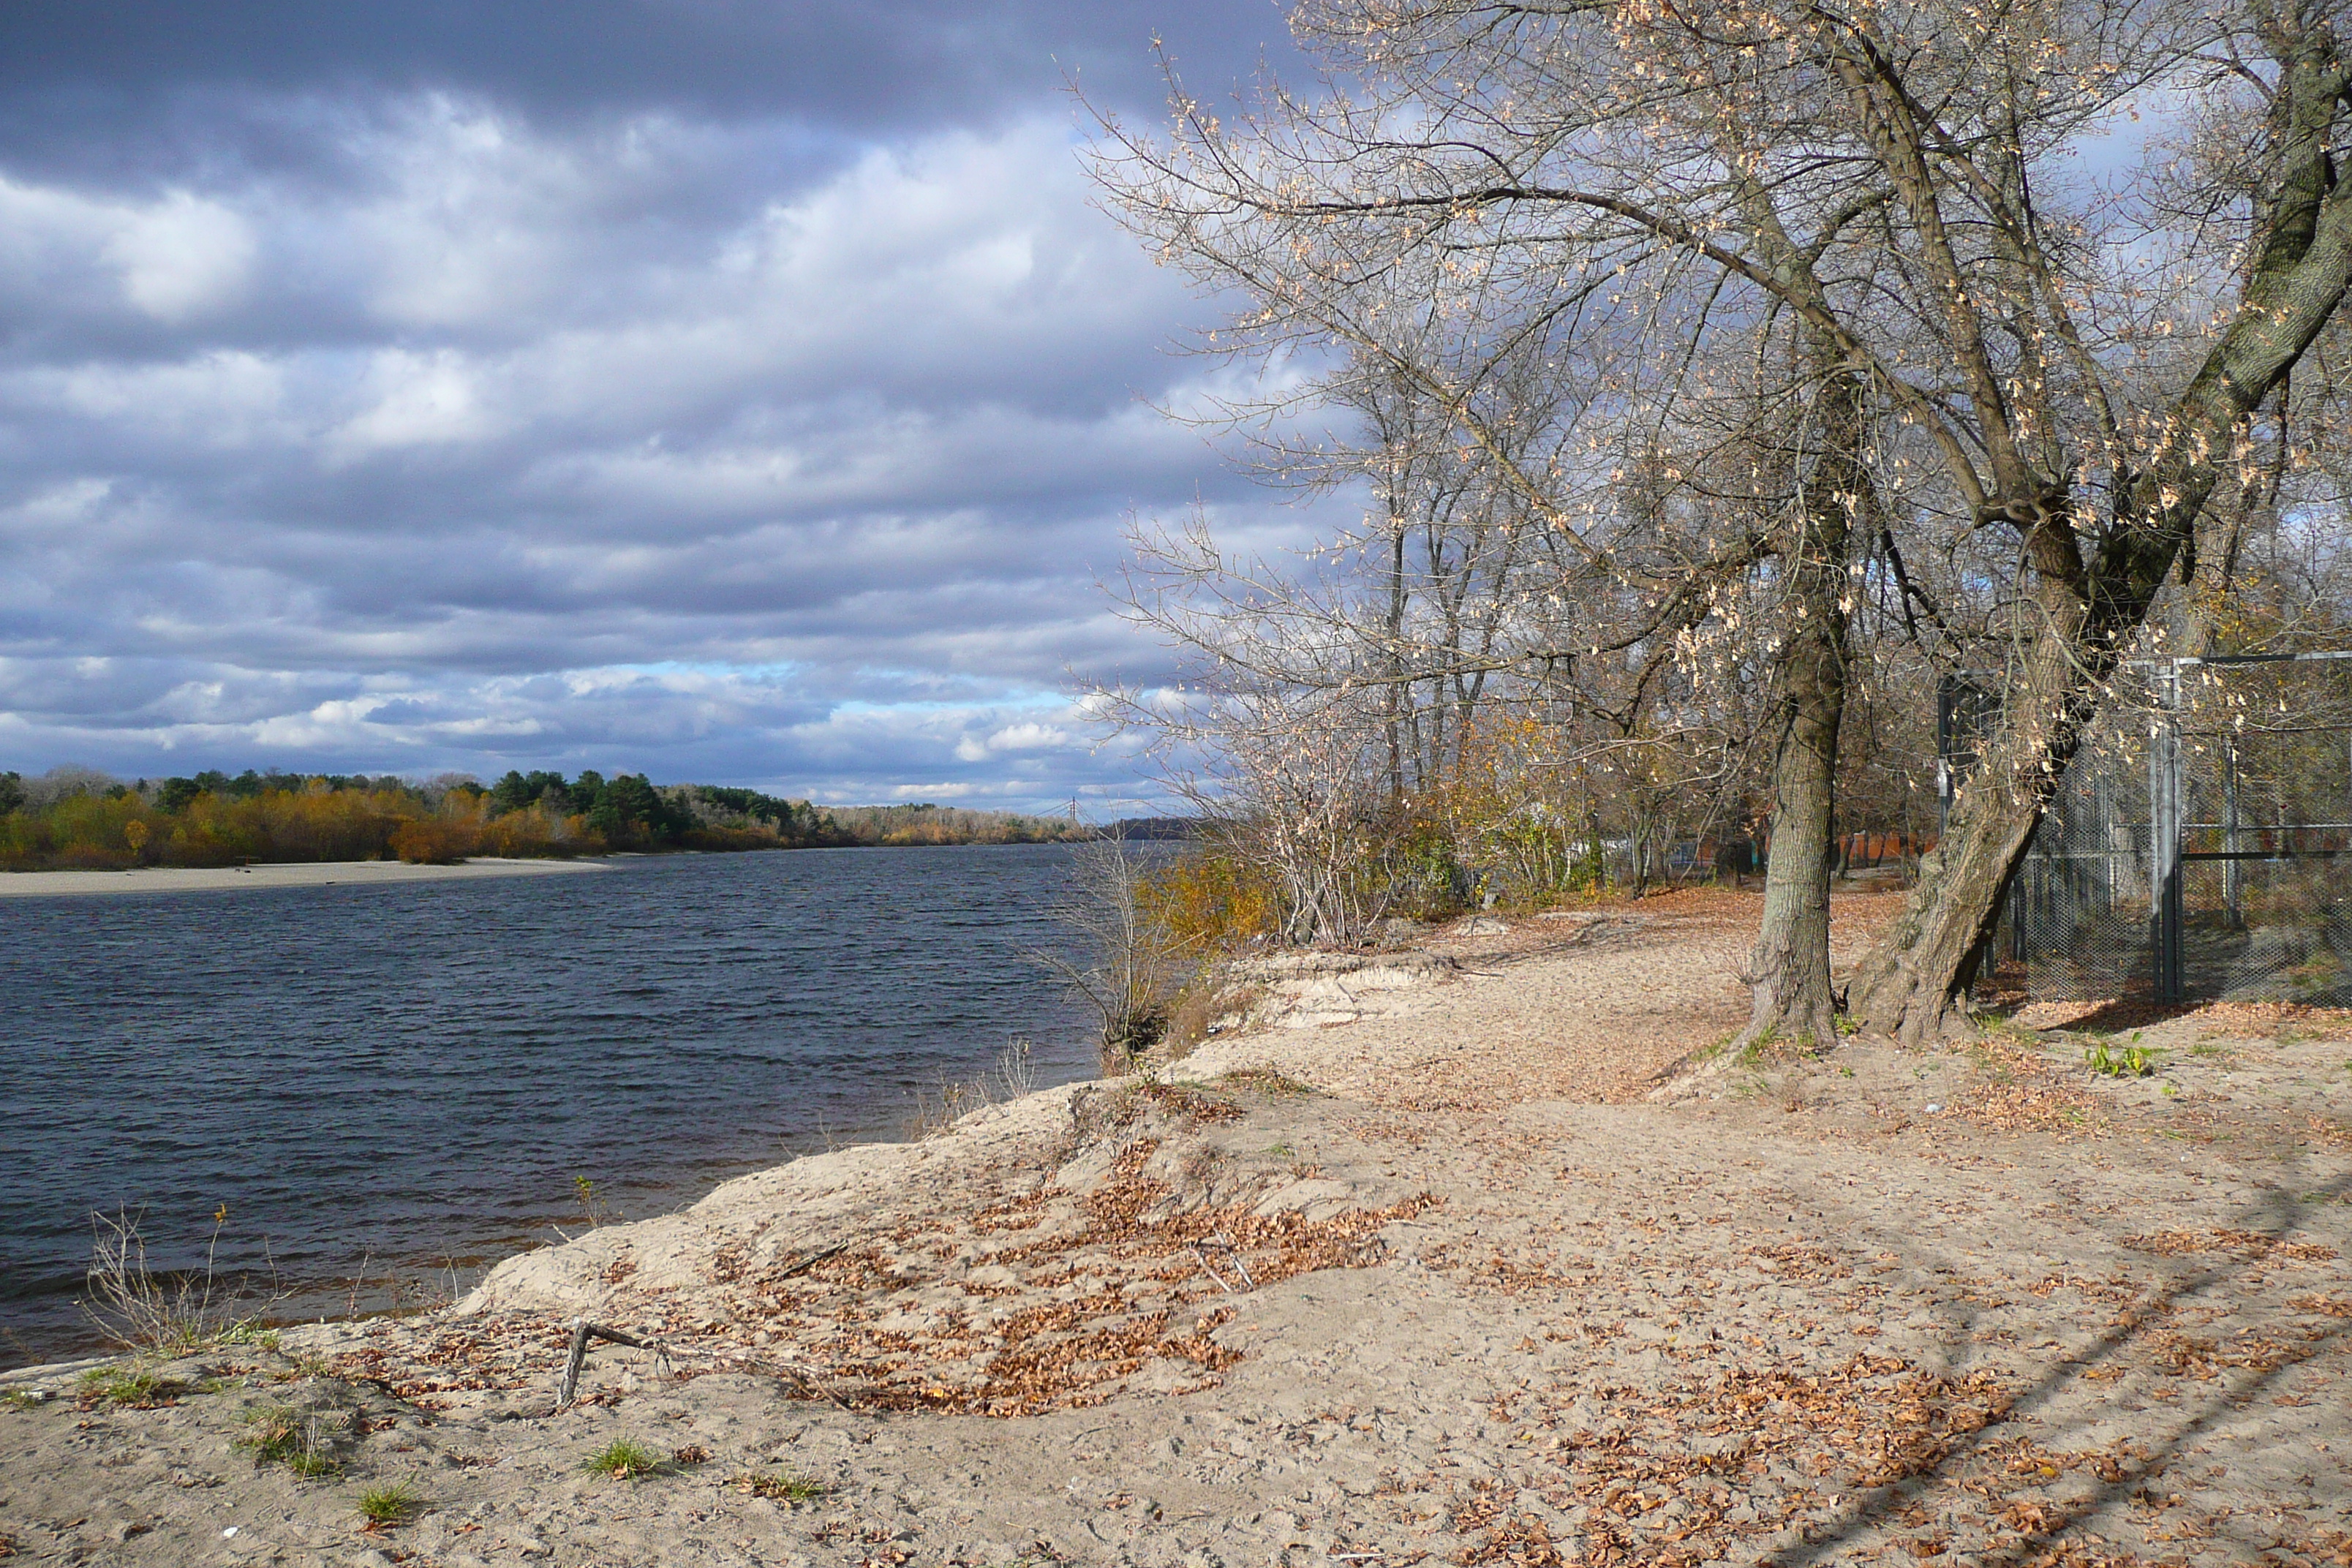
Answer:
[775, 1238, 859, 1280]
[1212, 1232, 1257, 1291]
[720, 1352, 857, 1411]
[1188, 1245, 1238, 1297]
[549, 1307, 872, 1415]
[557, 1319, 592, 1409]
[553, 1316, 853, 1414]
[1189, 1232, 1256, 1295]
[555, 1319, 674, 1411]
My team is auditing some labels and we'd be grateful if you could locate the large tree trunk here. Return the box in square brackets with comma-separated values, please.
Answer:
[1853, 21, 2352, 1044]
[1737, 364, 1858, 1051]
[1738, 620, 1843, 1049]
[1847, 599, 2101, 1044]
[1839, 5, 2352, 1044]
[1851, 24, 2352, 1044]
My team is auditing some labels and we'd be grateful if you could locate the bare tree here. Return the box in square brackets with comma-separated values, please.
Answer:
[1096, 63, 1872, 1035]
[1730, 346, 1868, 1046]
[1096, 0, 2352, 1042]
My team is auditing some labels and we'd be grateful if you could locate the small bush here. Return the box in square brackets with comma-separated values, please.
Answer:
[1161, 981, 1267, 1060]
[994, 1036, 1038, 1098]
[1158, 984, 1218, 1061]
[902, 1077, 987, 1140]
[1100, 1006, 1169, 1071]
[81, 1206, 279, 1357]
[2084, 1041, 2162, 1078]
[572, 1175, 622, 1229]
[1037, 835, 1193, 1069]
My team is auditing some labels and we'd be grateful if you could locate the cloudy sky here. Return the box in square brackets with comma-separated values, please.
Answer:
[0, 1, 1329, 812]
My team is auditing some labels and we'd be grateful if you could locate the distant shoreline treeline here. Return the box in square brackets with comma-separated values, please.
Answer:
[0, 765, 1105, 872]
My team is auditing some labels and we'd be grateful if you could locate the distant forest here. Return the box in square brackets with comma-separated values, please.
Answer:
[0, 766, 1095, 872]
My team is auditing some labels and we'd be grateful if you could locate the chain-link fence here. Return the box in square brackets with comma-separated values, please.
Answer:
[1999, 696, 2158, 1000]
[1963, 654, 2352, 1006]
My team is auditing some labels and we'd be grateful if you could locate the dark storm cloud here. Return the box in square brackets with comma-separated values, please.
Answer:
[0, 1, 1296, 171]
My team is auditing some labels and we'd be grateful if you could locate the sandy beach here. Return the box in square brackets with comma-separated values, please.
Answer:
[0, 857, 611, 898]
[5, 888, 2349, 1566]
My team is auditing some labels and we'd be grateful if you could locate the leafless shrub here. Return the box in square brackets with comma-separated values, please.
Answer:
[994, 1036, 1038, 1099]
[80, 1206, 281, 1356]
[902, 1072, 1004, 1141]
[1033, 833, 1194, 1069]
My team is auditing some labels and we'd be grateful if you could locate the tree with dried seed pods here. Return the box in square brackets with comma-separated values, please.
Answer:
[1092, 0, 2352, 1042]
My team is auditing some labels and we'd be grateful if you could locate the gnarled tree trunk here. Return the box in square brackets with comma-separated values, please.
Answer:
[1847, 589, 2103, 1043]
[1738, 363, 1860, 1052]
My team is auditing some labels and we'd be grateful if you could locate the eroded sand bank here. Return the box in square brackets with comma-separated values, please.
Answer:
[0, 856, 610, 897]
[4, 888, 2349, 1567]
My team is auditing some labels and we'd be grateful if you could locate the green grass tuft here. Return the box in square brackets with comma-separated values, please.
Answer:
[356, 1479, 421, 1527]
[1218, 1067, 1316, 1097]
[77, 1365, 178, 1408]
[582, 1437, 663, 1480]
[237, 1403, 339, 1477]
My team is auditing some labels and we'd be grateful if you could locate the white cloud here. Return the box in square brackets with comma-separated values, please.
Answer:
[0, 176, 254, 323]
[37, 352, 295, 448]
[1, 478, 114, 532]
[0, 97, 1338, 805]
[105, 190, 256, 321]
[330, 348, 500, 456]
[342, 99, 585, 330]
[0, 176, 250, 324]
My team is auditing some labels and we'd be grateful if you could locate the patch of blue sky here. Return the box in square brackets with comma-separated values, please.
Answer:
[828, 689, 1074, 718]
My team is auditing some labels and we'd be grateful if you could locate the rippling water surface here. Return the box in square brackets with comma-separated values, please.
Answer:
[0, 845, 1102, 1366]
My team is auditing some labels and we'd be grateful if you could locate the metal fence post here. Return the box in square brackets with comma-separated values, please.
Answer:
[2010, 869, 2027, 962]
[2097, 774, 2116, 919]
[2223, 737, 2242, 930]
[2149, 664, 2185, 1003]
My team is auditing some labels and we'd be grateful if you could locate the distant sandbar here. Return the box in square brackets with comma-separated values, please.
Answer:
[0, 857, 610, 898]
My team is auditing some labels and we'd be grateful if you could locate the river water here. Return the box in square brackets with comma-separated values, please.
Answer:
[0, 845, 1104, 1368]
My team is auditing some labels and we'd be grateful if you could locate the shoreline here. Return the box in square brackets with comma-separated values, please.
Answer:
[0, 856, 613, 898]
[6, 891, 2349, 1566]
[0, 841, 1103, 900]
